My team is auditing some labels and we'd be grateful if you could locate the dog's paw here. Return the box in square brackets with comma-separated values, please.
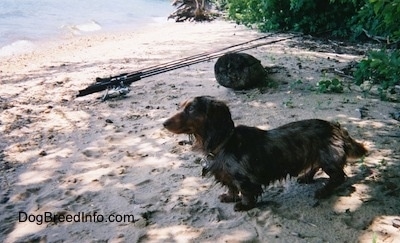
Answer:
[219, 193, 240, 203]
[234, 202, 255, 211]
[314, 187, 331, 199]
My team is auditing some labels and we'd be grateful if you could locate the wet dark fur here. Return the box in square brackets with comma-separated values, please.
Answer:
[163, 96, 367, 211]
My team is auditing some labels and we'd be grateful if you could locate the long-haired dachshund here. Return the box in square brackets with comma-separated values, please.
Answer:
[163, 96, 367, 211]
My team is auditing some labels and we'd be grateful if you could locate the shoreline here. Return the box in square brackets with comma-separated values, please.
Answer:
[1, 19, 399, 242]
[0, 0, 174, 55]
[1, 20, 258, 73]
[0, 17, 171, 58]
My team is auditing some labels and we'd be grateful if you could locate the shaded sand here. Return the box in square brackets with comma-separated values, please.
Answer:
[1, 20, 399, 242]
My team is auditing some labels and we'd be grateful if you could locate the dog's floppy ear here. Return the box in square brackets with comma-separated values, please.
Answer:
[193, 96, 232, 124]
[203, 98, 234, 151]
[206, 99, 234, 128]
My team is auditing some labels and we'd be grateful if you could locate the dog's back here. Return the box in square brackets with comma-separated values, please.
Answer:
[218, 119, 367, 199]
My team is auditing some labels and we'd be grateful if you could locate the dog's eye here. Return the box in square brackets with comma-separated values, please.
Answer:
[186, 106, 195, 114]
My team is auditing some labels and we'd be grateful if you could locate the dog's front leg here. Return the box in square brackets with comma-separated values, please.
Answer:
[298, 167, 320, 184]
[233, 182, 262, 211]
[219, 185, 240, 203]
[234, 190, 258, 211]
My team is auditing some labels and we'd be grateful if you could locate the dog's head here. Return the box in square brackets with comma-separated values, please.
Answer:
[163, 96, 234, 151]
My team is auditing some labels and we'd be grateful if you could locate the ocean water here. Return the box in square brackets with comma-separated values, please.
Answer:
[0, 0, 173, 56]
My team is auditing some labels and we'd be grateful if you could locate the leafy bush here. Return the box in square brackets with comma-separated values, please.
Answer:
[223, 0, 362, 37]
[221, 0, 400, 41]
[351, 0, 400, 101]
[353, 0, 400, 43]
[217, 0, 400, 101]
[354, 49, 400, 101]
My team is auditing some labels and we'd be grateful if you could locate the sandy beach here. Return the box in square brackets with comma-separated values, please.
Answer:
[1, 19, 399, 242]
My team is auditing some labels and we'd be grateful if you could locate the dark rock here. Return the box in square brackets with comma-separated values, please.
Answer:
[214, 52, 267, 90]
[39, 150, 47, 156]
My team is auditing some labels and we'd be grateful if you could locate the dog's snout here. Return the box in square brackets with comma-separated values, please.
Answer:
[163, 117, 177, 130]
[163, 119, 171, 128]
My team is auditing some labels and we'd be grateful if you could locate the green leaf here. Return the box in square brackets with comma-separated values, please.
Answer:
[332, 78, 341, 86]
[370, 59, 383, 68]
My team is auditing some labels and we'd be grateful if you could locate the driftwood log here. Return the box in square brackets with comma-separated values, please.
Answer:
[214, 53, 267, 90]
[169, 0, 214, 22]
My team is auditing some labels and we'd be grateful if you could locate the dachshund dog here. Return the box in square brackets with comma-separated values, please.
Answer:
[163, 96, 367, 211]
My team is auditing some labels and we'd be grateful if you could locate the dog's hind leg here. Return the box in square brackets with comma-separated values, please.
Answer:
[316, 150, 347, 198]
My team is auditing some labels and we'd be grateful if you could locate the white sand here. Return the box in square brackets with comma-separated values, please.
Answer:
[1, 20, 399, 242]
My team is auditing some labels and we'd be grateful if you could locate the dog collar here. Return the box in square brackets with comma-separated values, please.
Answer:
[209, 129, 235, 156]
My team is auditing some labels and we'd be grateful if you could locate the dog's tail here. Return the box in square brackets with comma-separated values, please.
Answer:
[341, 128, 367, 158]
[346, 137, 367, 158]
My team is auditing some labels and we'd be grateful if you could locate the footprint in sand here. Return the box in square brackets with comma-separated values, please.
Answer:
[118, 188, 135, 204]
[81, 147, 102, 158]
[14, 187, 41, 201]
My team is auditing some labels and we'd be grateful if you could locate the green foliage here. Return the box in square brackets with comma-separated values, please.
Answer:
[225, 0, 283, 30]
[282, 97, 295, 108]
[222, 0, 362, 37]
[216, 0, 400, 101]
[353, 0, 400, 42]
[317, 78, 344, 93]
[221, 0, 400, 41]
[354, 49, 400, 101]
[220, 0, 400, 41]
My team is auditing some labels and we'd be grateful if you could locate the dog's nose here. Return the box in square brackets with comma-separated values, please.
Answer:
[163, 119, 170, 128]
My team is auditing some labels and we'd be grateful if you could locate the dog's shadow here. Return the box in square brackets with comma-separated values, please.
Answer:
[254, 168, 368, 211]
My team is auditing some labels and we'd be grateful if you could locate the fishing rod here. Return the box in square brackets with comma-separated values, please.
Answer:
[140, 34, 300, 78]
[136, 34, 276, 75]
[95, 33, 277, 83]
[77, 33, 301, 100]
